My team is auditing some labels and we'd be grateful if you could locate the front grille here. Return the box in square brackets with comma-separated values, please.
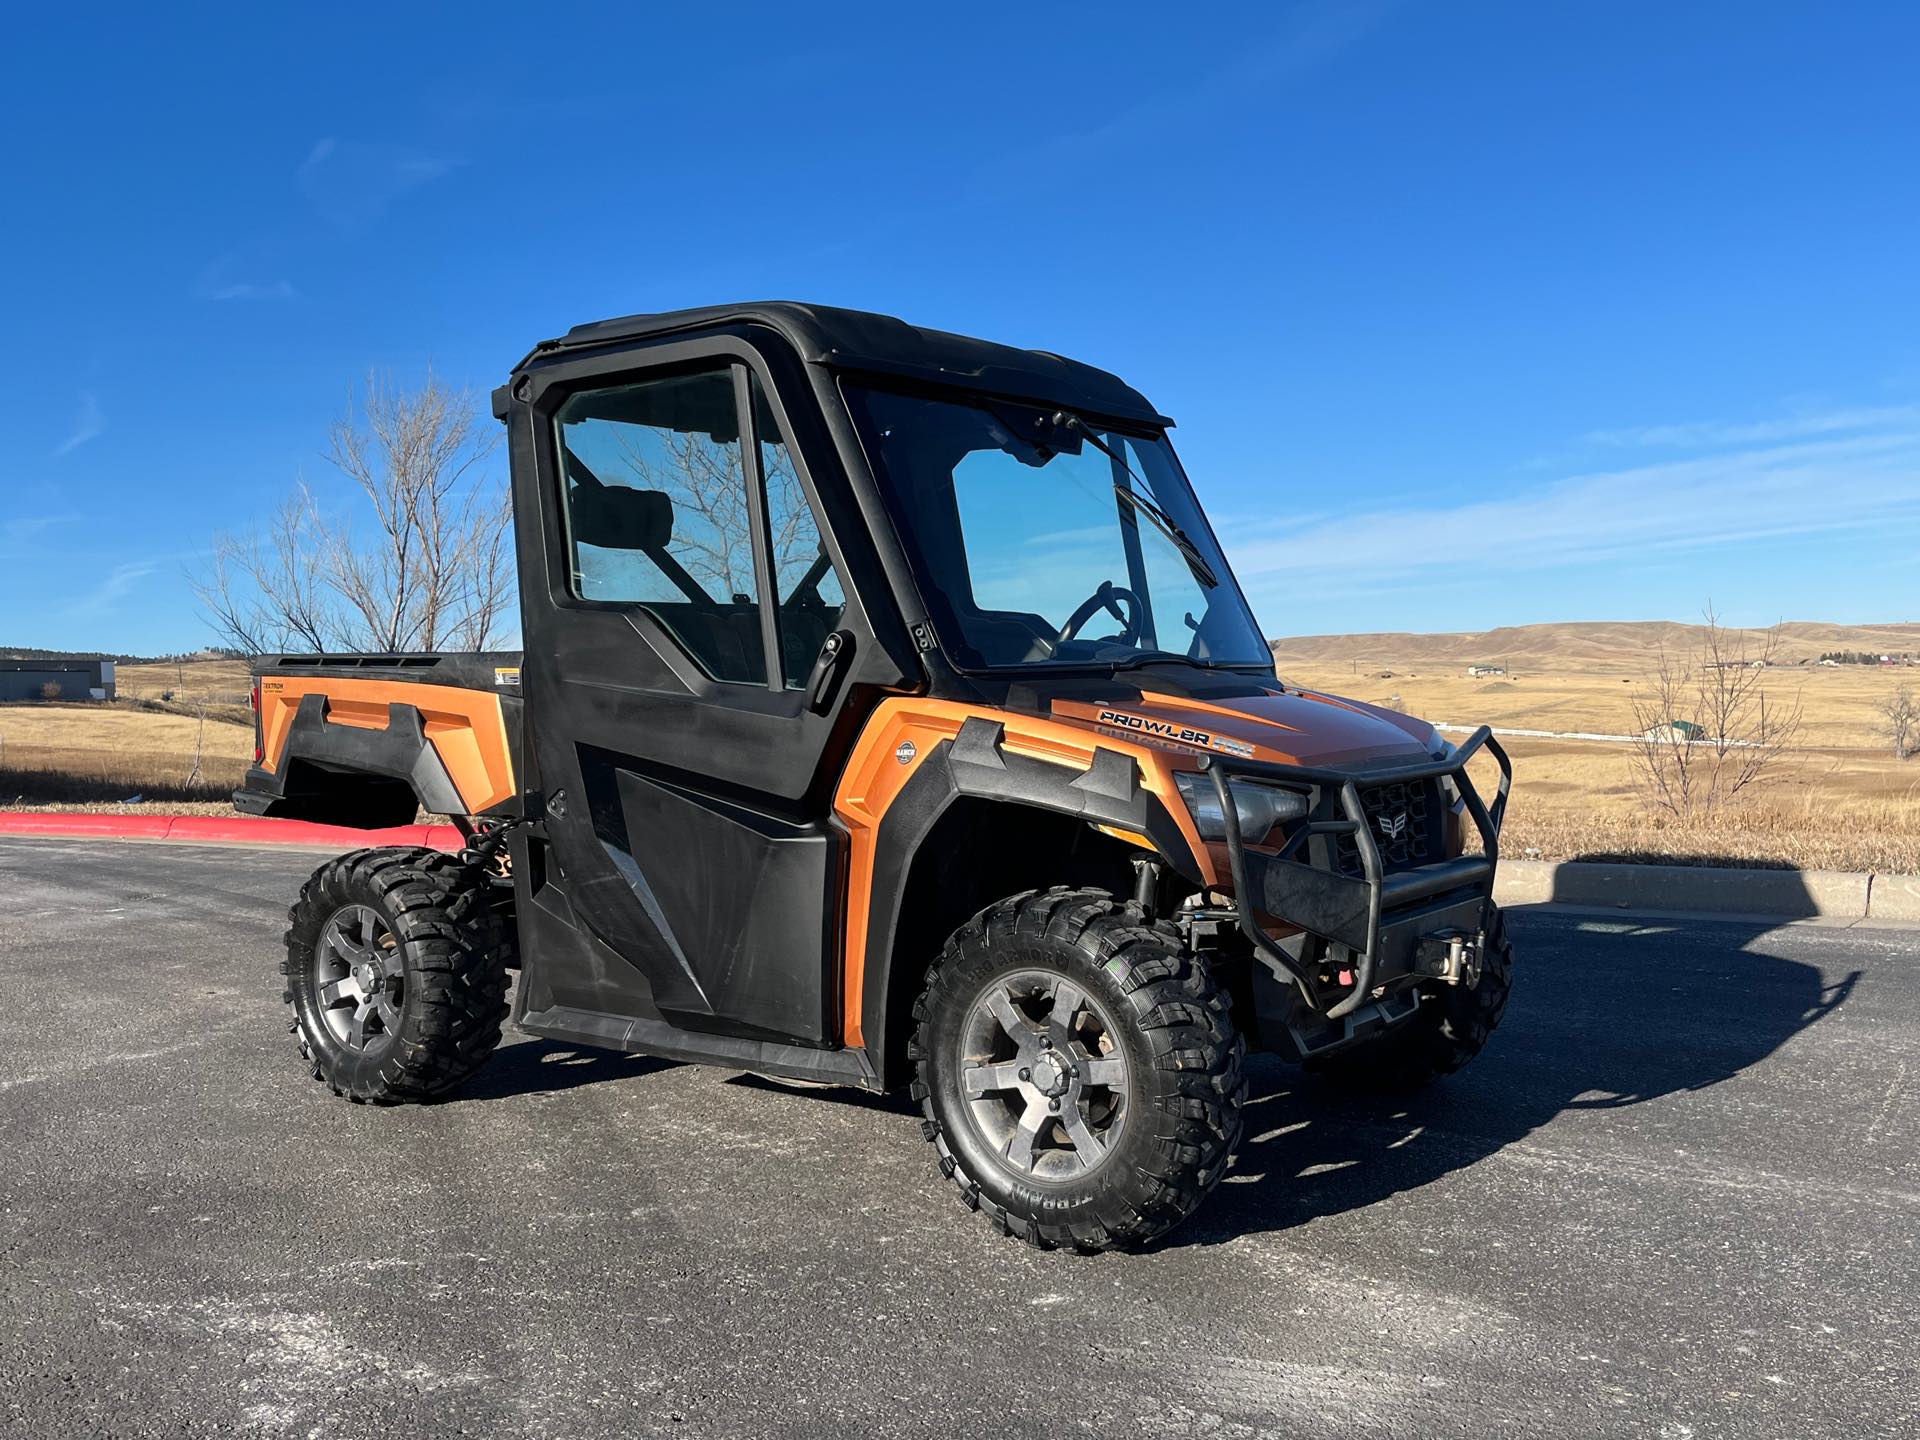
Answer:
[1334, 777, 1443, 877]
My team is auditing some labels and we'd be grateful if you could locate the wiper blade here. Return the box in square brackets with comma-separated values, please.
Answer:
[1106, 649, 1201, 672]
[1116, 487, 1218, 589]
[1052, 412, 1220, 589]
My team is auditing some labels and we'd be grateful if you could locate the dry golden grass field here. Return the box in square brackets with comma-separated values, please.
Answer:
[0, 700, 252, 809]
[1275, 620, 1920, 873]
[116, 657, 252, 703]
[6, 625, 1917, 870]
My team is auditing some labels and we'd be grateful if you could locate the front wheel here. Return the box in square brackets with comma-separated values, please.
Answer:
[281, 847, 514, 1103]
[910, 888, 1245, 1252]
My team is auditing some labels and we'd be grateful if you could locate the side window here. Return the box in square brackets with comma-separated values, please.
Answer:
[752, 375, 847, 687]
[555, 367, 767, 685]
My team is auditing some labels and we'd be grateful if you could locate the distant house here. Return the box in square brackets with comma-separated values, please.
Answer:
[1646, 718, 1705, 742]
[1467, 664, 1507, 678]
[0, 658, 116, 701]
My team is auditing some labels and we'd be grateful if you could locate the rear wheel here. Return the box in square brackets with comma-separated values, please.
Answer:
[1306, 905, 1515, 1090]
[911, 887, 1245, 1252]
[281, 846, 513, 1103]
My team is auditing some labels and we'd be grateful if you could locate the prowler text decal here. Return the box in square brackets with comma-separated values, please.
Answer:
[1095, 710, 1255, 759]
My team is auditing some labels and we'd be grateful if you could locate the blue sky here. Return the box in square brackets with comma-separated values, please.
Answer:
[3, 1, 1917, 654]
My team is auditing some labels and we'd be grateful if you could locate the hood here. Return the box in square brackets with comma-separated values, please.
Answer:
[1043, 675, 1436, 771]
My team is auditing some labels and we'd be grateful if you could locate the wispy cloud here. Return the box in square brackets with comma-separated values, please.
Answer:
[62, 560, 160, 620]
[297, 136, 456, 231]
[1581, 405, 1920, 450]
[206, 279, 297, 302]
[194, 253, 297, 302]
[1023, 524, 1117, 548]
[1003, 0, 1392, 173]
[0, 513, 76, 558]
[1228, 423, 1920, 593]
[53, 392, 104, 456]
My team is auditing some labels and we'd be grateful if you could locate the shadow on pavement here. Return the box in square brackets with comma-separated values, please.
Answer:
[724, 1071, 919, 1115]
[1180, 898, 1859, 1248]
[451, 1038, 679, 1101]
[440, 867, 1859, 1249]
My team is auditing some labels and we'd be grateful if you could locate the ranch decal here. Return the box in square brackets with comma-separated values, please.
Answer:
[1095, 710, 1255, 759]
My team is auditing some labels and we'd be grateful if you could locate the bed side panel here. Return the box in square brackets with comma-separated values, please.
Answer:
[256, 675, 517, 816]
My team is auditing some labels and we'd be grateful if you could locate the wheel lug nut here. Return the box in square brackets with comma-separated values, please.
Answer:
[1048, 1099, 1061, 1112]
[1018, 1067, 1031, 1082]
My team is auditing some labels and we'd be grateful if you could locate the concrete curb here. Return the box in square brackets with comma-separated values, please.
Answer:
[0, 811, 461, 850]
[1869, 871, 1920, 922]
[1495, 858, 1914, 922]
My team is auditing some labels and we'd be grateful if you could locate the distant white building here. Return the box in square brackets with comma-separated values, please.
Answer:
[1646, 718, 1705, 742]
[1467, 664, 1507, 678]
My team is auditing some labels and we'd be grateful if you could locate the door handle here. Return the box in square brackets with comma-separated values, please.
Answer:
[807, 630, 854, 714]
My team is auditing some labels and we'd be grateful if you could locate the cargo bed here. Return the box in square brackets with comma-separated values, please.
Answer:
[236, 653, 525, 828]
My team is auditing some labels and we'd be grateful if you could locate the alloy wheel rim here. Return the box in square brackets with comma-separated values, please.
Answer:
[957, 969, 1130, 1181]
[314, 904, 404, 1052]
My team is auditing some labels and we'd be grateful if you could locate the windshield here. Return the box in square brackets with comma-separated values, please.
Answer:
[845, 384, 1271, 671]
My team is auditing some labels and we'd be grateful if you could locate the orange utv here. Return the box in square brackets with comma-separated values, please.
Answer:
[239, 303, 1514, 1251]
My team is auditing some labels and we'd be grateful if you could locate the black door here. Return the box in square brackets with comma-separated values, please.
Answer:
[504, 332, 903, 1045]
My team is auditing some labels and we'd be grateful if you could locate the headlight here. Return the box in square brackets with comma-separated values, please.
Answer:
[1174, 772, 1310, 843]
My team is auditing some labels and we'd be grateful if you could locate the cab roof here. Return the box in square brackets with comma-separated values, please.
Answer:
[515, 300, 1172, 427]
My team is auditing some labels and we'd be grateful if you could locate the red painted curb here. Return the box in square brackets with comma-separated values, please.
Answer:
[0, 812, 462, 850]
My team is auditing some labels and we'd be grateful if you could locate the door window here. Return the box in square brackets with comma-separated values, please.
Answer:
[752, 375, 846, 687]
[555, 368, 768, 685]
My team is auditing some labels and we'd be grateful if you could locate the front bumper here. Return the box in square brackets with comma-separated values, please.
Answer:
[1201, 725, 1512, 1039]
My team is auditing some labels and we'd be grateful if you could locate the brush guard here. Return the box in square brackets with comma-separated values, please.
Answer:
[1204, 725, 1512, 1031]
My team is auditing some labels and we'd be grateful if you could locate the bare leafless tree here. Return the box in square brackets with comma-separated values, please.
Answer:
[1882, 684, 1918, 761]
[1629, 606, 1804, 818]
[193, 374, 514, 655]
[184, 700, 206, 790]
[194, 486, 338, 655]
[323, 371, 511, 650]
[445, 493, 517, 651]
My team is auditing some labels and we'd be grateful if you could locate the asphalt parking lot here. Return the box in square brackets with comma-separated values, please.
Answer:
[1, 836, 1914, 1439]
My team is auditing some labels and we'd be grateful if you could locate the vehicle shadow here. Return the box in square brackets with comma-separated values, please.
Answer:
[446, 871, 1859, 1239]
[724, 1071, 919, 1115]
[452, 1038, 680, 1101]
[1177, 895, 1860, 1249]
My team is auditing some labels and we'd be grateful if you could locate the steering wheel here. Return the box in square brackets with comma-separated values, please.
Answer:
[1054, 580, 1142, 650]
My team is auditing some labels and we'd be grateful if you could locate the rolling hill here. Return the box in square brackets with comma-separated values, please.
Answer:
[1268, 620, 1920, 675]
